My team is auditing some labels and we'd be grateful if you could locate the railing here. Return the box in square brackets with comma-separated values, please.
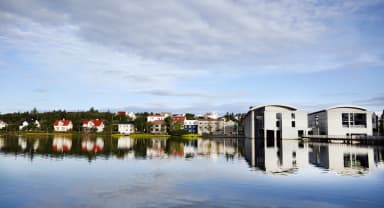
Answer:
[304, 135, 384, 140]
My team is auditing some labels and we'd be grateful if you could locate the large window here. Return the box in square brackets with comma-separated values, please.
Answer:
[342, 113, 367, 128]
[354, 113, 367, 127]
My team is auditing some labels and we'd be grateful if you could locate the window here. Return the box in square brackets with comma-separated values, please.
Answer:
[276, 121, 280, 127]
[291, 113, 295, 119]
[291, 121, 295, 128]
[342, 113, 349, 127]
[276, 113, 281, 119]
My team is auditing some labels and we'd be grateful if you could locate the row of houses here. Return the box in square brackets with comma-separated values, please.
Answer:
[0, 112, 238, 135]
[243, 104, 381, 139]
[117, 113, 238, 135]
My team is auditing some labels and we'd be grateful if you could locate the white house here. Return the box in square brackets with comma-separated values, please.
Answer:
[118, 121, 135, 135]
[308, 105, 373, 136]
[0, 120, 7, 129]
[19, 120, 40, 130]
[150, 120, 167, 134]
[147, 114, 166, 122]
[82, 119, 105, 132]
[243, 104, 308, 139]
[53, 119, 73, 132]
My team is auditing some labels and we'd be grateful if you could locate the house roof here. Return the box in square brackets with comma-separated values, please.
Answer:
[309, 105, 368, 115]
[172, 116, 185, 121]
[83, 119, 104, 126]
[54, 119, 72, 126]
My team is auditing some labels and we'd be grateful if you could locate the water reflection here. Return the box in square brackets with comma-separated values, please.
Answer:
[244, 138, 308, 174]
[81, 137, 104, 153]
[1, 135, 383, 176]
[0, 135, 241, 161]
[309, 143, 375, 175]
[243, 138, 384, 175]
[53, 136, 72, 152]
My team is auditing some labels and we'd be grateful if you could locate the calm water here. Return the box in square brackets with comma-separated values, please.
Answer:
[1, 135, 383, 208]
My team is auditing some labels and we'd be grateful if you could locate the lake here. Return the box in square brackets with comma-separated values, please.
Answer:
[1, 135, 383, 208]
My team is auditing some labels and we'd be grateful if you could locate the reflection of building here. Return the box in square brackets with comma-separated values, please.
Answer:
[52, 136, 72, 152]
[81, 138, 104, 153]
[244, 138, 309, 174]
[0, 120, 7, 129]
[308, 105, 373, 136]
[244, 104, 308, 139]
[53, 119, 73, 132]
[18, 137, 28, 150]
[184, 140, 197, 158]
[197, 139, 238, 158]
[118, 121, 135, 135]
[82, 119, 104, 132]
[0, 137, 4, 149]
[117, 137, 134, 149]
[309, 143, 375, 175]
[146, 139, 166, 158]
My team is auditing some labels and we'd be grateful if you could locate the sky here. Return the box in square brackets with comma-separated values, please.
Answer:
[0, 0, 383, 114]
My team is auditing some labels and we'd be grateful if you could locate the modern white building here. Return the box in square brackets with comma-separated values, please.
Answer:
[53, 119, 73, 132]
[118, 121, 135, 135]
[308, 105, 373, 136]
[0, 120, 7, 129]
[243, 104, 308, 139]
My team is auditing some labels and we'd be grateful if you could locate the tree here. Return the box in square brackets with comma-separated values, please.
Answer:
[185, 113, 196, 120]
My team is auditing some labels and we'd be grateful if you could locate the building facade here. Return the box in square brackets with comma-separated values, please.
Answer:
[197, 118, 225, 135]
[308, 105, 373, 136]
[82, 119, 105, 132]
[53, 119, 73, 132]
[118, 121, 135, 135]
[243, 104, 308, 139]
[150, 120, 167, 134]
[184, 120, 198, 134]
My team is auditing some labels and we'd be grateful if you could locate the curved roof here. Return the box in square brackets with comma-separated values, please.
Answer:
[327, 105, 367, 111]
[249, 104, 297, 111]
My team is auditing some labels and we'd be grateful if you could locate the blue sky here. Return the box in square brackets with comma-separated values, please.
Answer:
[0, 0, 383, 114]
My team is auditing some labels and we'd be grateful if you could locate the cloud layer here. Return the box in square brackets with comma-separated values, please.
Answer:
[0, 0, 383, 113]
